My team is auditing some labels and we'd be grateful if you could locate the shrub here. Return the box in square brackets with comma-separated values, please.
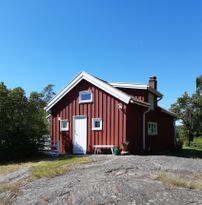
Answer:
[190, 137, 202, 149]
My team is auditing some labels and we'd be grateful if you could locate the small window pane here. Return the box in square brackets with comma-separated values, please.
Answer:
[94, 121, 100, 128]
[79, 91, 93, 103]
[81, 93, 91, 101]
[148, 122, 157, 135]
[92, 118, 102, 130]
[62, 121, 67, 128]
[60, 120, 69, 131]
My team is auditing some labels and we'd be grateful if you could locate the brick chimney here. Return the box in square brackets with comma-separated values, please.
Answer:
[149, 76, 157, 90]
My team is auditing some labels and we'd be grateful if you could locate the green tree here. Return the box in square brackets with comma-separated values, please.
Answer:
[0, 83, 55, 161]
[196, 75, 202, 95]
[41, 84, 55, 104]
[170, 75, 202, 145]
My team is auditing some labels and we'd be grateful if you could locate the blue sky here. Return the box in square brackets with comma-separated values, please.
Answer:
[0, 0, 201, 109]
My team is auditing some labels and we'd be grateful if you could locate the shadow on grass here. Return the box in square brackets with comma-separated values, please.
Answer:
[160, 148, 202, 159]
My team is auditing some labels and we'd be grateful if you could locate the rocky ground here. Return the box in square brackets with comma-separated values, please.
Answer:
[0, 155, 202, 205]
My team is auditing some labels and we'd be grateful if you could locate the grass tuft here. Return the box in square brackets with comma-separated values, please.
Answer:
[31, 156, 91, 179]
[152, 171, 202, 191]
[0, 163, 32, 176]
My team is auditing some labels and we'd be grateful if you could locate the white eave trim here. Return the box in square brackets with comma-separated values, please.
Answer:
[110, 82, 163, 97]
[45, 71, 131, 111]
[110, 82, 148, 89]
[46, 114, 51, 119]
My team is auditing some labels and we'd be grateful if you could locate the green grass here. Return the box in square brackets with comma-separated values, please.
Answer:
[31, 156, 91, 179]
[161, 146, 202, 159]
[0, 156, 92, 194]
[187, 137, 202, 150]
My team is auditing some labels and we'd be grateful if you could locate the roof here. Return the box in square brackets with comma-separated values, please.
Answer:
[45, 71, 150, 111]
[159, 107, 177, 118]
[131, 97, 150, 107]
[109, 82, 163, 97]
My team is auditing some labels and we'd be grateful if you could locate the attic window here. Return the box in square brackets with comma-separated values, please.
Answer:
[79, 90, 93, 103]
[60, 120, 69, 131]
[92, 118, 102, 130]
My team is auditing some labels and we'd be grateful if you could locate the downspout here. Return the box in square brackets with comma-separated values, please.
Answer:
[58, 117, 61, 155]
[173, 118, 177, 146]
[142, 107, 150, 151]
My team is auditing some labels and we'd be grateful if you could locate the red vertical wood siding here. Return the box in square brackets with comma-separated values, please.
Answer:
[126, 104, 146, 153]
[145, 109, 175, 152]
[117, 88, 147, 102]
[51, 79, 127, 154]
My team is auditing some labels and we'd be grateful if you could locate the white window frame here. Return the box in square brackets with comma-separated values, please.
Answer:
[148, 93, 154, 110]
[92, 118, 102, 130]
[60, 119, 69, 131]
[148, 122, 158, 135]
[79, 90, 93, 103]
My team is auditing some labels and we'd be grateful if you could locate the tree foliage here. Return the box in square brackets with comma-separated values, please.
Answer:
[0, 83, 55, 161]
[170, 75, 202, 144]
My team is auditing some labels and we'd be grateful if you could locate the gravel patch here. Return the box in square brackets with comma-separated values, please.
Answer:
[0, 155, 202, 205]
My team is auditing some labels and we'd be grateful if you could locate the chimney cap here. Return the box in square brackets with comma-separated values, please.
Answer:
[149, 76, 157, 80]
[148, 76, 157, 90]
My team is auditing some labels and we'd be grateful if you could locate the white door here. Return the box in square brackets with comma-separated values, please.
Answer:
[73, 116, 87, 154]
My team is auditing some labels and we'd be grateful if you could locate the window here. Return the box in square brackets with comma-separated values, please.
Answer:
[148, 122, 158, 135]
[79, 90, 93, 103]
[60, 120, 69, 131]
[92, 118, 102, 130]
[148, 93, 154, 110]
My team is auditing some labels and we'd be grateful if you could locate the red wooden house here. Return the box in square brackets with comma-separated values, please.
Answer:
[45, 71, 176, 154]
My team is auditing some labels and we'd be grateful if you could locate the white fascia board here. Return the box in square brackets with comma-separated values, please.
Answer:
[83, 73, 131, 103]
[110, 82, 148, 90]
[110, 82, 163, 97]
[46, 114, 51, 119]
[45, 71, 131, 111]
[45, 72, 84, 111]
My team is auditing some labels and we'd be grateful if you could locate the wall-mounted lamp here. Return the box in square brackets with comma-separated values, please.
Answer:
[117, 103, 123, 110]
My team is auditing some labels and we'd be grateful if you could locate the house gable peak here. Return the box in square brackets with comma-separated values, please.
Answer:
[45, 71, 132, 111]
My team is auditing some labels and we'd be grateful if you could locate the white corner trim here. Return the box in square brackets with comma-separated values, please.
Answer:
[45, 71, 131, 111]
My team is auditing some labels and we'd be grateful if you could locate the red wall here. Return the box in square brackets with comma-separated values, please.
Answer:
[51, 80, 127, 154]
[145, 109, 175, 152]
[126, 104, 146, 153]
[117, 88, 147, 102]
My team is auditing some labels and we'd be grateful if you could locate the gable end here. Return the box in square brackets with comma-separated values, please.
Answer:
[45, 71, 132, 111]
